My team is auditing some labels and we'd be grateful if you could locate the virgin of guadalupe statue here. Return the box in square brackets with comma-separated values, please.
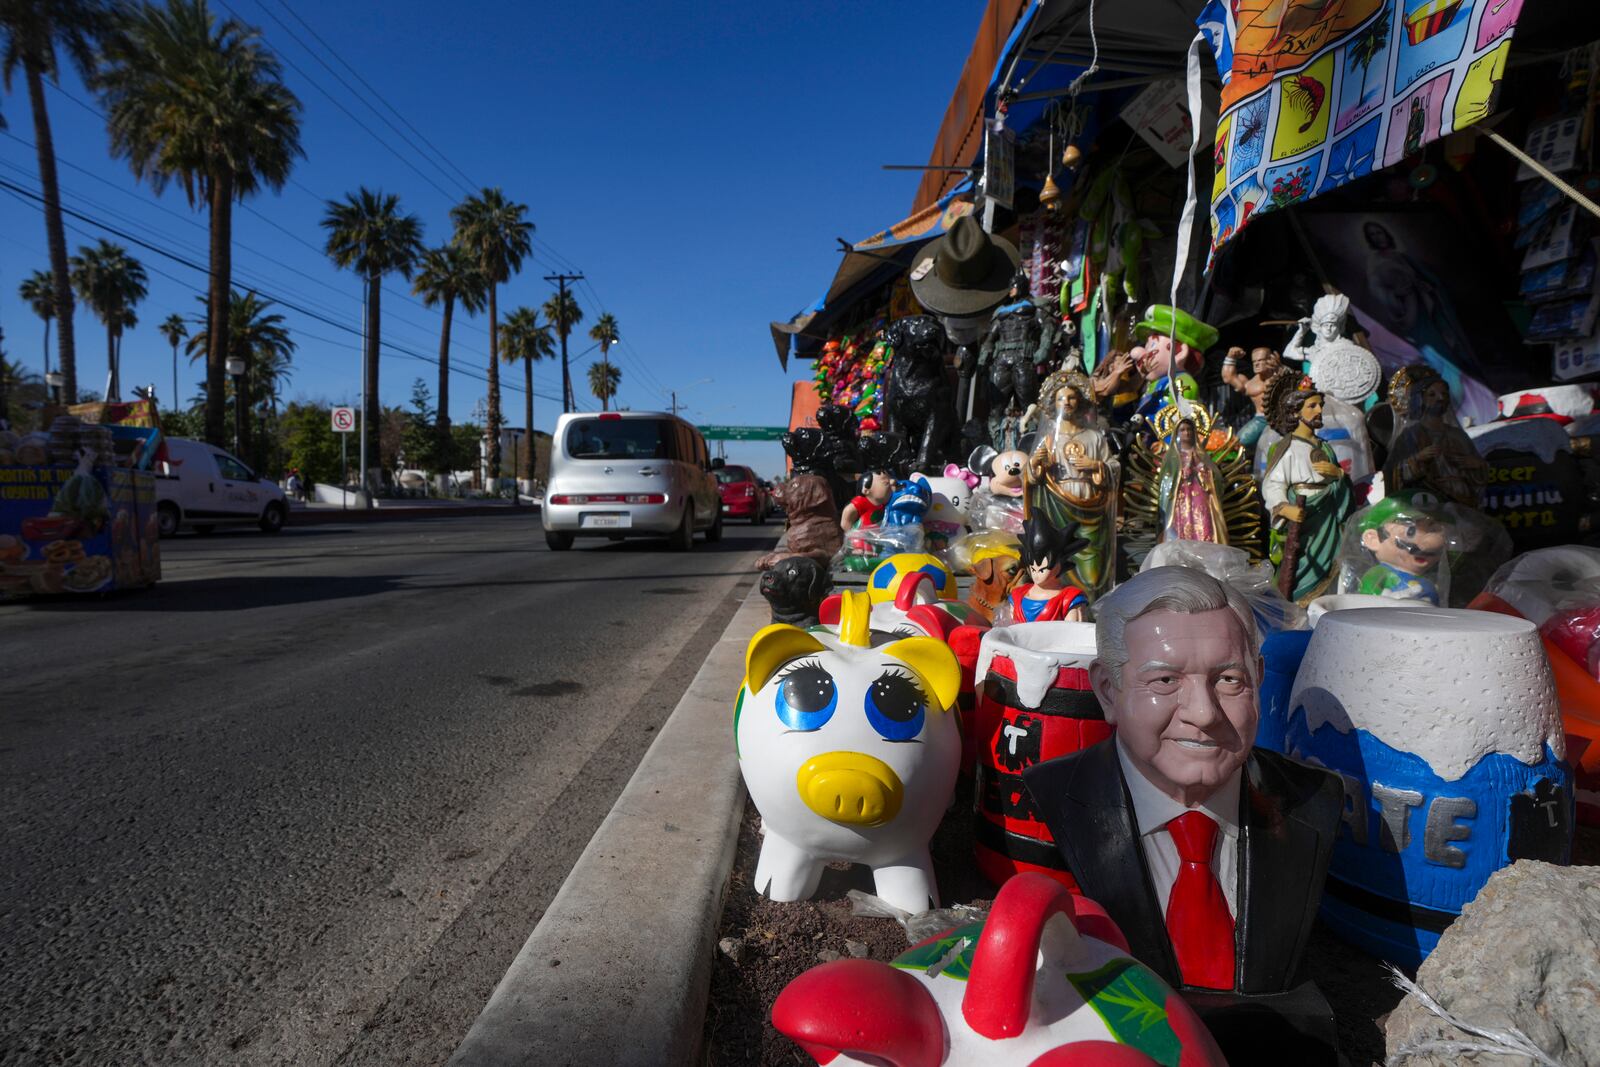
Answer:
[1026, 369, 1117, 597]
[1158, 419, 1228, 545]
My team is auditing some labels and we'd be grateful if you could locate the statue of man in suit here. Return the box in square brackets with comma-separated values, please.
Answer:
[1022, 567, 1344, 1059]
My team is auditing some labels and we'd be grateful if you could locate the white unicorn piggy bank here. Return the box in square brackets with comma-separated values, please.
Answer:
[737, 590, 962, 913]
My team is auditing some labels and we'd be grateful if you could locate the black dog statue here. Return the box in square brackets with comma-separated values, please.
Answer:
[759, 556, 833, 627]
[813, 403, 863, 512]
[881, 315, 956, 472]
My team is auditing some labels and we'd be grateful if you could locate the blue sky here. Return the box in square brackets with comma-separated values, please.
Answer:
[0, 0, 982, 478]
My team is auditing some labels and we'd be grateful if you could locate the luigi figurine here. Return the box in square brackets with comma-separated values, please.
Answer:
[1128, 304, 1217, 421]
[1353, 494, 1449, 605]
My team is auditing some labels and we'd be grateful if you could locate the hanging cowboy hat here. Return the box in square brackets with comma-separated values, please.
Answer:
[909, 215, 1021, 318]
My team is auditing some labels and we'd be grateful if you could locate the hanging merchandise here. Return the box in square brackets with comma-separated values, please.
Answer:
[1200, 0, 1530, 250]
[812, 332, 891, 425]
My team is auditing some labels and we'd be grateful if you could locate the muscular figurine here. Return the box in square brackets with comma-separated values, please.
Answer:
[978, 271, 1057, 450]
[1221, 346, 1282, 448]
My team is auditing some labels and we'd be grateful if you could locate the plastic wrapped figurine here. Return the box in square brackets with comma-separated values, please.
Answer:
[771, 872, 1228, 1067]
[1384, 364, 1491, 507]
[1140, 540, 1306, 635]
[1123, 402, 1265, 562]
[918, 471, 973, 557]
[881, 316, 956, 472]
[978, 271, 1057, 450]
[1334, 493, 1451, 605]
[736, 591, 962, 913]
[1157, 419, 1227, 545]
[1023, 568, 1345, 1059]
[840, 468, 894, 536]
[1026, 370, 1117, 596]
[964, 444, 1027, 535]
[1220, 345, 1284, 448]
[950, 532, 1022, 623]
[1261, 373, 1353, 604]
[996, 513, 1091, 624]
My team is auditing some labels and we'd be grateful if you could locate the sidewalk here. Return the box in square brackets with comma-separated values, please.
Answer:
[447, 583, 764, 1066]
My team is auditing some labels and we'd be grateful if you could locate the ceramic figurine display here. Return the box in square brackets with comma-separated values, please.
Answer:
[770, 872, 1228, 1066]
[1384, 364, 1491, 507]
[867, 552, 957, 606]
[1122, 403, 1264, 560]
[814, 404, 867, 514]
[996, 515, 1090, 624]
[1260, 373, 1353, 605]
[965, 444, 1028, 535]
[1284, 607, 1572, 968]
[918, 472, 973, 557]
[1026, 370, 1117, 597]
[1127, 305, 1217, 420]
[978, 272, 1057, 450]
[971, 621, 1108, 888]
[1283, 293, 1381, 408]
[1220, 346, 1284, 448]
[840, 467, 894, 536]
[760, 556, 833, 627]
[736, 591, 963, 914]
[756, 429, 844, 572]
[1333, 493, 1452, 605]
[881, 316, 957, 472]
[963, 537, 1022, 624]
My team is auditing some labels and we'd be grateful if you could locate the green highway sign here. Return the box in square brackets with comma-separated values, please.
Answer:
[697, 425, 787, 441]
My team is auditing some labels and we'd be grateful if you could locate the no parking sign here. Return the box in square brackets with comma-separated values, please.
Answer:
[331, 407, 356, 433]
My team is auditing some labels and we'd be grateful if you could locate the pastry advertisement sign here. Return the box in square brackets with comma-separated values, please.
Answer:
[1200, 0, 1528, 252]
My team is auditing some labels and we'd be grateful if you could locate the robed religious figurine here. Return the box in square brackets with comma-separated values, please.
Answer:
[1384, 363, 1491, 508]
[1027, 369, 1116, 597]
[1121, 401, 1264, 560]
[1159, 419, 1228, 545]
[1260, 373, 1352, 604]
[1022, 567, 1345, 1062]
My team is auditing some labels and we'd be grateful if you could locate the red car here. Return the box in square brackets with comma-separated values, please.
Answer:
[715, 464, 770, 524]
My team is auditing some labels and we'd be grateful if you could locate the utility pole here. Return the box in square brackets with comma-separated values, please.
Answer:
[543, 272, 584, 414]
[670, 390, 679, 417]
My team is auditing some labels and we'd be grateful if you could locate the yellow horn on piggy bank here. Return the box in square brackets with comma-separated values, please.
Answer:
[796, 751, 904, 827]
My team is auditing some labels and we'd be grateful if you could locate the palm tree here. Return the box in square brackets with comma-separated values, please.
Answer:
[68, 238, 147, 401]
[450, 188, 532, 482]
[542, 289, 583, 414]
[587, 361, 622, 411]
[2, 0, 109, 404]
[411, 244, 486, 463]
[1, 354, 45, 428]
[18, 269, 54, 377]
[322, 187, 423, 489]
[158, 312, 187, 412]
[95, 0, 302, 446]
[498, 306, 554, 474]
[588, 312, 620, 411]
[184, 289, 294, 469]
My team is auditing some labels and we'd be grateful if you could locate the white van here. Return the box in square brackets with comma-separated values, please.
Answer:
[541, 411, 721, 551]
[154, 438, 288, 536]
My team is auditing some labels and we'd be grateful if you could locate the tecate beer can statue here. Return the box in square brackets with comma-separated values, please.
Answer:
[771, 872, 1227, 1066]
[736, 590, 963, 914]
[1286, 607, 1573, 966]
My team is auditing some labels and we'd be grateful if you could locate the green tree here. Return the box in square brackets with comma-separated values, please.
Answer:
[543, 288, 583, 413]
[498, 306, 554, 460]
[157, 311, 186, 413]
[2, 350, 46, 430]
[401, 377, 441, 474]
[411, 244, 486, 463]
[450, 188, 532, 481]
[279, 401, 342, 487]
[587, 361, 621, 410]
[587, 311, 619, 411]
[68, 238, 147, 401]
[18, 268, 55, 377]
[1, 0, 108, 404]
[321, 187, 423, 488]
[96, 0, 302, 446]
[184, 290, 294, 470]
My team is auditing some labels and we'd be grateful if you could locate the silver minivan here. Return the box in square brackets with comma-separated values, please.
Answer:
[541, 411, 722, 551]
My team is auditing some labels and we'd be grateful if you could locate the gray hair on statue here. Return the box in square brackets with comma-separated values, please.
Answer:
[1094, 566, 1262, 685]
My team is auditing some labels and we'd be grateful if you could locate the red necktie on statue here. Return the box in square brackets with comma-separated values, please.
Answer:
[1164, 810, 1236, 990]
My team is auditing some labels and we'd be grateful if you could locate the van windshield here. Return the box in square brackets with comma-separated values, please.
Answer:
[564, 418, 674, 460]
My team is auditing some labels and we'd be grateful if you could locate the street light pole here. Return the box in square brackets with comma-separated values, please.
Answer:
[225, 356, 245, 456]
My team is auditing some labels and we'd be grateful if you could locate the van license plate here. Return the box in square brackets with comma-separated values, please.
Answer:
[583, 514, 630, 529]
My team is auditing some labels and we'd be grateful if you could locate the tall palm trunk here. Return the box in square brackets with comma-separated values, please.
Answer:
[205, 174, 234, 446]
[26, 62, 77, 404]
[169, 340, 178, 412]
[106, 322, 118, 401]
[43, 320, 53, 379]
[485, 285, 501, 481]
[364, 272, 381, 484]
[436, 293, 454, 466]
[601, 346, 612, 411]
[523, 354, 533, 486]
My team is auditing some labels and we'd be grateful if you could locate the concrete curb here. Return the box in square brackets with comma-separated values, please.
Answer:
[289, 504, 537, 526]
[447, 583, 764, 1067]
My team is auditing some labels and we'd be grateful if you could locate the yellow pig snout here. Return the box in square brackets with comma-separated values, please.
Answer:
[795, 752, 905, 827]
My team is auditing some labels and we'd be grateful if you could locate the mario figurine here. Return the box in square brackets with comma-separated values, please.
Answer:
[999, 513, 1091, 623]
[1354, 494, 1449, 605]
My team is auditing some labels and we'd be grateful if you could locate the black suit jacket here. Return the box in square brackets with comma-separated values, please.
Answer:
[1022, 739, 1343, 995]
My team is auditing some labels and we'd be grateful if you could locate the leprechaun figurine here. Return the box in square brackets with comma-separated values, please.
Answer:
[1124, 304, 1216, 421]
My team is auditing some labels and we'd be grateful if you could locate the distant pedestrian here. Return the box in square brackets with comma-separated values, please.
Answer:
[286, 470, 302, 501]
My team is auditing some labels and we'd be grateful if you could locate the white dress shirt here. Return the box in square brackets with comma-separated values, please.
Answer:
[1115, 740, 1242, 919]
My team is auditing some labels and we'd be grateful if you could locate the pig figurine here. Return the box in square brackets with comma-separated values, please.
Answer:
[737, 590, 962, 913]
[772, 872, 1227, 1067]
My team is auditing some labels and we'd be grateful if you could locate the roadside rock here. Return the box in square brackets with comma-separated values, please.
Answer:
[1385, 861, 1600, 1066]
[845, 939, 869, 959]
[718, 937, 744, 965]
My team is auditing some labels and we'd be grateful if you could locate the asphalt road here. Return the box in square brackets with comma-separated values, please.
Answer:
[0, 513, 776, 1066]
